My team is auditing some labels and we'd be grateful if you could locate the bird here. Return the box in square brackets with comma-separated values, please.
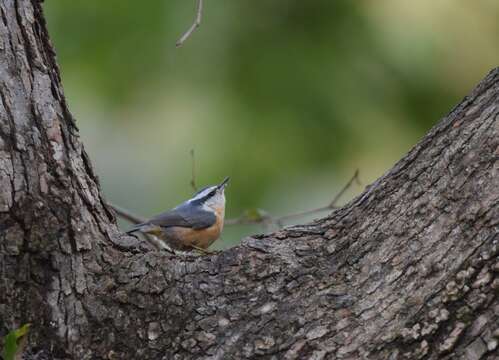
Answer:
[126, 177, 229, 253]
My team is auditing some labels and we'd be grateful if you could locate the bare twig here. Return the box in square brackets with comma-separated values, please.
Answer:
[225, 209, 274, 226]
[109, 202, 146, 224]
[226, 170, 361, 227]
[327, 169, 360, 207]
[107, 202, 167, 251]
[190, 149, 198, 192]
[110, 170, 361, 241]
[176, 0, 204, 47]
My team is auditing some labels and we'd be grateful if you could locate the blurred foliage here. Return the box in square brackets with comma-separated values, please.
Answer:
[2, 324, 30, 360]
[44, 0, 499, 247]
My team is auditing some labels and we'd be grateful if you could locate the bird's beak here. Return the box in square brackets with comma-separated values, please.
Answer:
[218, 176, 230, 190]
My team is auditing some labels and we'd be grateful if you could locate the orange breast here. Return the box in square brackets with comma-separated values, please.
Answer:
[164, 210, 224, 250]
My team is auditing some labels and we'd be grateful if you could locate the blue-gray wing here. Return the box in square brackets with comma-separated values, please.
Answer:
[149, 204, 216, 230]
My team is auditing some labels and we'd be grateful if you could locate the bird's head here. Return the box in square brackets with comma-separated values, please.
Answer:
[189, 177, 229, 211]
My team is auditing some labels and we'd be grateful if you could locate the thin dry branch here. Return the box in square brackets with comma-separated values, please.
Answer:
[110, 171, 361, 236]
[176, 0, 204, 47]
[109, 202, 146, 224]
[108, 202, 167, 250]
[225, 170, 361, 227]
[190, 149, 198, 192]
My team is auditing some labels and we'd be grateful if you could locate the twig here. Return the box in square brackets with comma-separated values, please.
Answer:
[190, 149, 198, 192]
[107, 202, 167, 251]
[226, 170, 361, 227]
[110, 170, 361, 240]
[328, 169, 360, 207]
[109, 202, 146, 224]
[225, 210, 273, 226]
[176, 0, 204, 47]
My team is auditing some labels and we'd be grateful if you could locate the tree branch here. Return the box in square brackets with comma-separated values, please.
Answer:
[225, 170, 361, 227]
[108, 202, 146, 224]
[190, 149, 198, 192]
[2, 1, 498, 358]
[108, 170, 361, 234]
[176, 0, 204, 47]
[107, 202, 168, 250]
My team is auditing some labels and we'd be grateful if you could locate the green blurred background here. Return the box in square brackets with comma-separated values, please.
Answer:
[44, 0, 499, 248]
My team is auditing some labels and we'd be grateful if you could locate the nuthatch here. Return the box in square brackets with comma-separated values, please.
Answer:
[127, 177, 229, 252]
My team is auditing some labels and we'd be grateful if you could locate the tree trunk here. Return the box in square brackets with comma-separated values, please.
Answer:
[0, 1, 498, 359]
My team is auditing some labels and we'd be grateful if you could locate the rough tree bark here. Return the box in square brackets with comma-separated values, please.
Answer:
[0, 1, 498, 359]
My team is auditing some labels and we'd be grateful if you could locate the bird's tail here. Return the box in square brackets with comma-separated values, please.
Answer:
[126, 223, 145, 235]
[126, 223, 163, 236]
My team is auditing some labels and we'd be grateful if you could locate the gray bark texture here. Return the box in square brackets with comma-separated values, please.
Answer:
[0, 1, 498, 359]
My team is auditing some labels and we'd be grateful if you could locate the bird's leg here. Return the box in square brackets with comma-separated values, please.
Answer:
[163, 246, 176, 255]
[190, 245, 214, 255]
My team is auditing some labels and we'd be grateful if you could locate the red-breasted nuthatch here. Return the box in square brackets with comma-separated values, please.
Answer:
[127, 177, 229, 252]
